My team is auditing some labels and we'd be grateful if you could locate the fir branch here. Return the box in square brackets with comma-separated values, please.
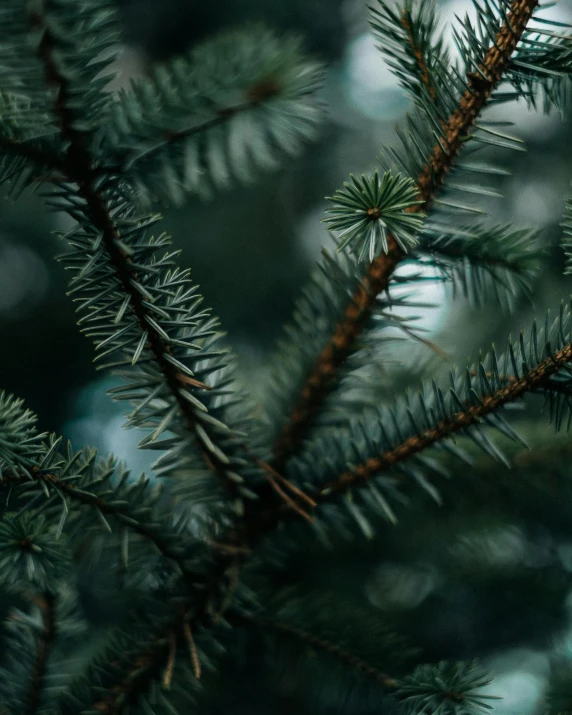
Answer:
[26, 592, 55, 715]
[30, 0, 254, 498]
[400, 8, 437, 100]
[370, 0, 450, 108]
[0, 511, 72, 592]
[318, 323, 572, 499]
[0, 392, 200, 579]
[117, 102, 255, 173]
[2, 468, 190, 575]
[271, 0, 540, 468]
[417, 223, 542, 307]
[103, 26, 323, 206]
[235, 610, 399, 688]
[395, 661, 498, 714]
[66, 602, 212, 714]
[86, 616, 187, 715]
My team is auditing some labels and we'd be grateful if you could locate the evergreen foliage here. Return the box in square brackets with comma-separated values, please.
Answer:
[0, 0, 572, 713]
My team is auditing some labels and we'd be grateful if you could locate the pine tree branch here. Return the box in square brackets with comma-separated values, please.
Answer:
[30, 0, 239, 493]
[25, 592, 55, 715]
[320, 339, 572, 498]
[88, 615, 188, 715]
[1, 469, 190, 575]
[271, 0, 540, 468]
[116, 101, 265, 175]
[400, 7, 438, 101]
[234, 611, 399, 688]
[101, 28, 322, 205]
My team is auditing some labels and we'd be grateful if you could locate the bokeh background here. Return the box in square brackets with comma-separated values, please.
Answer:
[1, 0, 572, 712]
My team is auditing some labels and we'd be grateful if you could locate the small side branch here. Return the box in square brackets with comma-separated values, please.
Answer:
[236, 611, 398, 689]
[116, 102, 256, 174]
[322, 341, 572, 497]
[400, 8, 437, 100]
[1, 468, 189, 576]
[89, 610, 202, 714]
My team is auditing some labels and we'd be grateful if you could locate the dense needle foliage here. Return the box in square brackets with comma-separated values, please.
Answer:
[0, 0, 572, 713]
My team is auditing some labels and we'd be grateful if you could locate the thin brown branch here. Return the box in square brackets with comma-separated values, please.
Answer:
[257, 458, 317, 509]
[263, 470, 314, 524]
[90, 617, 184, 714]
[321, 341, 572, 497]
[26, 592, 56, 715]
[90, 609, 203, 712]
[400, 8, 437, 100]
[116, 102, 255, 174]
[236, 611, 399, 688]
[183, 621, 201, 680]
[162, 631, 177, 689]
[77, 323, 571, 709]
[29, 0, 238, 493]
[272, 0, 540, 468]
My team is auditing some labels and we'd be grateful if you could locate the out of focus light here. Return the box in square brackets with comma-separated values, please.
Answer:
[480, 649, 550, 715]
[343, 32, 407, 120]
[0, 237, 49, 317]
[510, 180, 566, 224]
[482, 669, 546, 714]
[366, 562, 439, 611]
[64, 376, 156, 477]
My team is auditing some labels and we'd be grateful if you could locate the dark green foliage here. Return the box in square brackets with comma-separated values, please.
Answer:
[395, 661, 498, 714]
[1, 0, 572, 713]
[416, 223, 542, 308]
[370, 0, 451, 114]
[324, 170, 424, 260]
[0, 512, 72, 590]
[103, 26, 323, 206]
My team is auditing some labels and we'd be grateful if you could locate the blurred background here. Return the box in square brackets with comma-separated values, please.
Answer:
[1, 0, 572, 712]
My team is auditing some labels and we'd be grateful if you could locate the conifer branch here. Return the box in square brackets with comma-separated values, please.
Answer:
[272, 0, 540, 468]
[1, 469, 189, 574]
[30, 0, 244, 495]
[320, 339, 572, 499]
[235, 611, 399, 688]
[117, 100, 266, 176]
[88, 621, 184, 714]
[26, 592, 55, 715]
[399, 7, 438, 101]
[103, 26, 323, 205]
[79, 608, 205, 713]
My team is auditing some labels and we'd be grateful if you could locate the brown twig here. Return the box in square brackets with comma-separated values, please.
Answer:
[183, 621, 201, 680]
[236, 611, 399, 688]
[162, 631, 177, 689]
[257, 458, 317, 509]
[91, 617, 185, 714]
[272, 0, 540, 469]
[400, 7, 437, 100]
